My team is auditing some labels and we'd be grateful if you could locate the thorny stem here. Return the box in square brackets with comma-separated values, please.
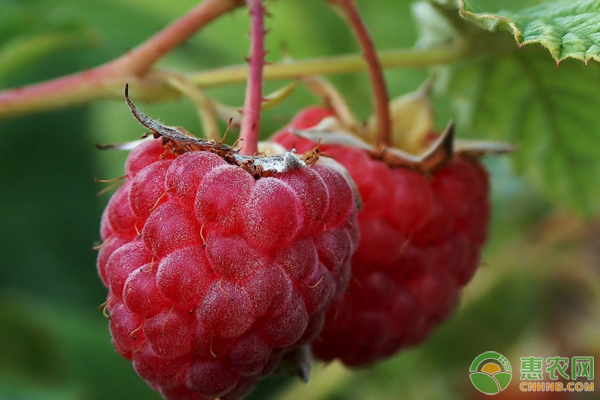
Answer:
[106, 0, 246, 75]
[0, 0, 245, 117]
[0, 44, 467, 120]
[192, 44, 466, 86]
[239, 0, 266, 156]
[330, 0, 391, 146]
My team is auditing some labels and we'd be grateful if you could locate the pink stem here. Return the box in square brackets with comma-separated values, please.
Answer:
[0, 0, 245, 115]
[239, 0, 266, 156]
[333, 0, 391, 146]
[107, 0, 246, 75]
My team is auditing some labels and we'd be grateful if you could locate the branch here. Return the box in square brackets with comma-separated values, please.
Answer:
[0, 0, 245, 117]
[191, 43, 467, 85]
[239, 0, 266, 156]
[330, 0, 391, 145]
[0, 44, 467, 120]
[105, 0, 246, 75]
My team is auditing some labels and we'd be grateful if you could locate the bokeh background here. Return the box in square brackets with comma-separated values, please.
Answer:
[1, 0, 598, 399]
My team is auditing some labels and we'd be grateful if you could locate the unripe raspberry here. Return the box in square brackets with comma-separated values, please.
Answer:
[97, 138, 358, 399]
[273, 106, 490, 367]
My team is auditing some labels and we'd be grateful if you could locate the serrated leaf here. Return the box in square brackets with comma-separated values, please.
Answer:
[432, 0, 600, 64]
[453, 50, 600, 214]
[415, 1, 600, 214]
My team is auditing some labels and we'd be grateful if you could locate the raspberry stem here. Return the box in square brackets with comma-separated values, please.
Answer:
[239, 0, 267, 156]
[0, 44, 466, 120]
[329, 0, 391, 146]
[0, 0, 245, 118]
[106, 0, 247, 76]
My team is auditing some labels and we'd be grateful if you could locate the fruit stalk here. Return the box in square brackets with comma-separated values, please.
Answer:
[239, 0, 267, 155]
[330, 0, 391, 145]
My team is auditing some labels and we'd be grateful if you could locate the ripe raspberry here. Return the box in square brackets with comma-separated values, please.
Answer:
[273, 106, 490, 367]
[97, 137, 358, 399]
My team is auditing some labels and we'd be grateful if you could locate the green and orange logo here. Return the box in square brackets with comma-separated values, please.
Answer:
[470, 351, 512, 395]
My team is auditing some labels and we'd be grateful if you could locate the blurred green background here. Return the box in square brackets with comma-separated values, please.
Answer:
[0, 0, 598, 399]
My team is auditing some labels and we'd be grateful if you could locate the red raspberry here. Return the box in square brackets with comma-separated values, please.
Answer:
[97, 138, 358, 399]
[273, 106, 490, 367]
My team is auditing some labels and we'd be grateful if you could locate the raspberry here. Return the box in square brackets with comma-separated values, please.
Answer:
[273, 106, 490, 367]
[97, 135, 358, 399]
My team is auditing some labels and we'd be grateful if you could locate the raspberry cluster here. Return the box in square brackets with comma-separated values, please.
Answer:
[273, 107, 490, 366]
[97, 138, 358, 399]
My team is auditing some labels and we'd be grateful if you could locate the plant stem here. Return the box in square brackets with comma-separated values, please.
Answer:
[239, 0, 266, 156]
[105, 0, 246, 75]
[0, 44, 466, 120]
[0, 0, 245, 118]
[330, 0, 391, 145]
[192, 44, 466, 86]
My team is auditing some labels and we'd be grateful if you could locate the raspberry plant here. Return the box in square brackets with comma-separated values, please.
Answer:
[2, 0, 600, 400]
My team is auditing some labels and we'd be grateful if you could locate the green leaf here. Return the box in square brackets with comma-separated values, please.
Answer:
[448, 48, 600, 213]
[414, 1, 600, 214]
[432, 0, 600, 64]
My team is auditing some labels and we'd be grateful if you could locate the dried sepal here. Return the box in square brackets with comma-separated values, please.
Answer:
[96, 136, 154, 151]
[292, 117, 373, 151]
[454, 139, 517, 157]
[367, 77, 435, 154]
[122, 84, 310, 178]
[292, 117, 455, 172]
[292, 77, 515, 172]
[274, 345, 313, 383]
[381, 121, 455, 172]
